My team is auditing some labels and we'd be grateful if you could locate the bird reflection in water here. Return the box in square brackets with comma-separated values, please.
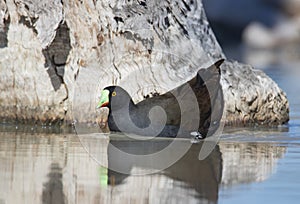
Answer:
[106, 140, 222, 203]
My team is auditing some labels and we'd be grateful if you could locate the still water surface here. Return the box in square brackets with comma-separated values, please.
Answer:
[0, 66, 300, 204]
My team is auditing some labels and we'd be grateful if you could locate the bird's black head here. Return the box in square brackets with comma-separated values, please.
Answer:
[97, 86, 133, 111]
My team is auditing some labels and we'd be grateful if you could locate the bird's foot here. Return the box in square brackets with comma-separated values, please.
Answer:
[190, 131, 203, 144]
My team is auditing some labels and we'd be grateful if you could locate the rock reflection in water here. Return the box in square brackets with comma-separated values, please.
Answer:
[42, 163, 66, 204]
[220, 143, 286, 187]
[0, 131, 70, 204]
[0, 131, 287, 204]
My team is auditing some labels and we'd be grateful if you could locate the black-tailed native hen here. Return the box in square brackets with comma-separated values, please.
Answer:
[96, 59, 224, 139]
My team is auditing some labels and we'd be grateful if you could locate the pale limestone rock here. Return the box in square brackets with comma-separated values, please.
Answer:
[0, 22, 67, 123]
[0, 0, 289, 127]
[221, 61, 289, 126]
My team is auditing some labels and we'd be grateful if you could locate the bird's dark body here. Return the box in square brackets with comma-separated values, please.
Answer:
[103, 59, 224, 138]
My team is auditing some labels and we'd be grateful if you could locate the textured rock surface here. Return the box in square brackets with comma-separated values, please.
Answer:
[221, 61, 289, 126]
[0, 0, 289, 126]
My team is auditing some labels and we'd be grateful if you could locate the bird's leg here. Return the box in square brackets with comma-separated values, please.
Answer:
[96, 107, 110, 133]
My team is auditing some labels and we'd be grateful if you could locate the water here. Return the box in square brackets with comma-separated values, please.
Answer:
[0, 66, 300, 204]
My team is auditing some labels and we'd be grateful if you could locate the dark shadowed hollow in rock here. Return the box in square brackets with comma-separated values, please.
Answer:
[0, 15, 9, 48]
[42, 22, 71, 91]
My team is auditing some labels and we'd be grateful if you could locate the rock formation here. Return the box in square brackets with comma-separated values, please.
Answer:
[221, 61, 289, 126]
[0, 0, 289, 127]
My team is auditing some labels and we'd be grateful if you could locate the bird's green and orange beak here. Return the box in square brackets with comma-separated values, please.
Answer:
[97, 90, 110, 108]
